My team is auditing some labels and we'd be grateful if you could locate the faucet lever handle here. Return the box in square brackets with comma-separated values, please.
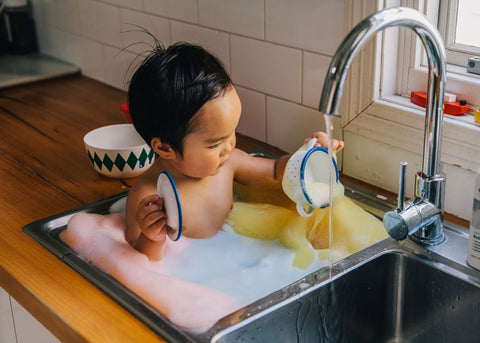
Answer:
[398, 162, 407, 211]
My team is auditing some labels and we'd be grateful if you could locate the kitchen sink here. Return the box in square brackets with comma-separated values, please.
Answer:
[23, 179, 480, 342]
[212, 244, 480, 343]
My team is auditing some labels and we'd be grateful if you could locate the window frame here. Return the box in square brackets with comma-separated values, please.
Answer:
[438, 0, 480, 67]
[402, 0, 480, 109]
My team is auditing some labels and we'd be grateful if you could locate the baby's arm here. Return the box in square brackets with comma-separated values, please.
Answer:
[126, 186, 168, 261]
[232, 131, 343, 187]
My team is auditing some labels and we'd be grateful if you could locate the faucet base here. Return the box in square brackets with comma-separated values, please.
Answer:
[383, 198, 443, 244]
[411, 217, 445, 246]
[411, 234, 445, 246]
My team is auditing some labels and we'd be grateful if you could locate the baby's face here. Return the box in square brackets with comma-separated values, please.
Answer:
[175, 86, 241, 178]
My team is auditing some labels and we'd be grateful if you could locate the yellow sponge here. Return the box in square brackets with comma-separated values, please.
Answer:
[475, 109, 480, 124]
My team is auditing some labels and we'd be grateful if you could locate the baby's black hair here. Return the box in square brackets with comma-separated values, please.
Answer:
[128, 41, 232, 155]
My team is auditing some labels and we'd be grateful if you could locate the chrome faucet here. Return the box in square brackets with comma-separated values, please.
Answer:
[319, 7, 447, 245]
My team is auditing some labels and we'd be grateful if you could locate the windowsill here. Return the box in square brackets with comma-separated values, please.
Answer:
[408, 65, 480, 108]
[382, 94, 480, 128]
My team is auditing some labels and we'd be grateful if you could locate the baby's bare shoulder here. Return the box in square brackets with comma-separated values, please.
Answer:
[128, 170, 158, 201]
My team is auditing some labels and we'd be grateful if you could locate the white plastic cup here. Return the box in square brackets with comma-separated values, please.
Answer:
[282, 138, 339, 217]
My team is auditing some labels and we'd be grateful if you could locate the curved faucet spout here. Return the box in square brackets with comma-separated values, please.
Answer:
[318, 7, 447, 245]
[319, 7, 446, 177]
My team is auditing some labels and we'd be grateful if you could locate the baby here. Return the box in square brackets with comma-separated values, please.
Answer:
[125, 42, 344, 261]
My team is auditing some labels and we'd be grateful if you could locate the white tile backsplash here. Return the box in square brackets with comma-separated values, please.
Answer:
[171, 21, 230, 70]
[266, 96, 342, 153]
[79, 39, 105, 82]
[37, 0, 81, 34]
[303, 51, 333, 108]
[120, 8, 171, 54]
[144, 0, 199, 23]
[236, 86, 266, 141]
[231, 35, 302, 103]
[78, 0, 122, 47]
[265, 0, 345, 55]
[33, 0, 346, 164]
[36, 26, 66, 61]
[102, 0, 143, 11]
[103, 46, 138, 91]
[199, 0, 264, 39]
[62, 33, 87, 68]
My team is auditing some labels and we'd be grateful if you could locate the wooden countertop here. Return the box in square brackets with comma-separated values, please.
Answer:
[0, 75, 287, 342]
[0, 75, 469, 342]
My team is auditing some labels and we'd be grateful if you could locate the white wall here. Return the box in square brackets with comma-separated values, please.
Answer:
[30, 0, 345, 153]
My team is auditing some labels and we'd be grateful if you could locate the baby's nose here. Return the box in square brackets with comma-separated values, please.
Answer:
[228, 135, 236, 152]
[221, 138, 235, 157]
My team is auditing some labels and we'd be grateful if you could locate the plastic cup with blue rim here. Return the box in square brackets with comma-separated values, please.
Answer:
[156, 171, 183, 241]
[282, 138, 339, 217]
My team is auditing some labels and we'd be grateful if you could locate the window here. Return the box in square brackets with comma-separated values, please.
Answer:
[455, 0, 480, 48]
[340, 0, 479, 219]
[439, 0, 480, 67]
[394, 0, 480, 118]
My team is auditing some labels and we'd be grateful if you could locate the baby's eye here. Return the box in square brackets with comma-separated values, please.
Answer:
[208, 143, 220, 149]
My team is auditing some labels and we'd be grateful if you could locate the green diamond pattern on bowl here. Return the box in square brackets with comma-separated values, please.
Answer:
[94, 152, 103, 170]
[88, 150, 95, 165]
[87, 148, 152, 172]
[103, 154, 114, 172]
[114, 154, 126, 171]
[148, 149, 155, 163]
[138, 149, 148, 168]
[127, 152, 138, 170]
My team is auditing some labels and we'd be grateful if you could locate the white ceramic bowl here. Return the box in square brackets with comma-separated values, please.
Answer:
[83, 124, 154, 178]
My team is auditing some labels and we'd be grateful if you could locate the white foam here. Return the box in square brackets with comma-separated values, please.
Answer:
[63, 201, 329, 331]
[156, 224, 328, 308]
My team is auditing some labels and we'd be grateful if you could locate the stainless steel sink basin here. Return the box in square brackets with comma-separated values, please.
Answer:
[212, 237, 480, 343]
[23, 178, 480, 342]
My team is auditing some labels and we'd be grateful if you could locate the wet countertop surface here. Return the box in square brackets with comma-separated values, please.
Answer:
[0, 75, 285, 342]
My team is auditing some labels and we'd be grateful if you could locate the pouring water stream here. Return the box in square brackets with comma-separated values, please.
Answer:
[324, 114, 336, 278]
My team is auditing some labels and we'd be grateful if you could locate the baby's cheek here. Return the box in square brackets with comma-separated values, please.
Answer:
[206, 153, 221, 167]
[191, 155, 219, 176]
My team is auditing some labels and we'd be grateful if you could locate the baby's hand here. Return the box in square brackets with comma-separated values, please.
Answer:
[305, 131, 344, 152]
[135, 194, 167, 241]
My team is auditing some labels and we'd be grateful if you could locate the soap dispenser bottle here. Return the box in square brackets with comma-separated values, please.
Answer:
[467, 169, 480, 270]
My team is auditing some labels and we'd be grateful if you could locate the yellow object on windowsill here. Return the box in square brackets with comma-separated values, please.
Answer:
[475, 109, 480, 124]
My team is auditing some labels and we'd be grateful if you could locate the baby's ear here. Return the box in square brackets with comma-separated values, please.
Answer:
[151, 138, 175, 159]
